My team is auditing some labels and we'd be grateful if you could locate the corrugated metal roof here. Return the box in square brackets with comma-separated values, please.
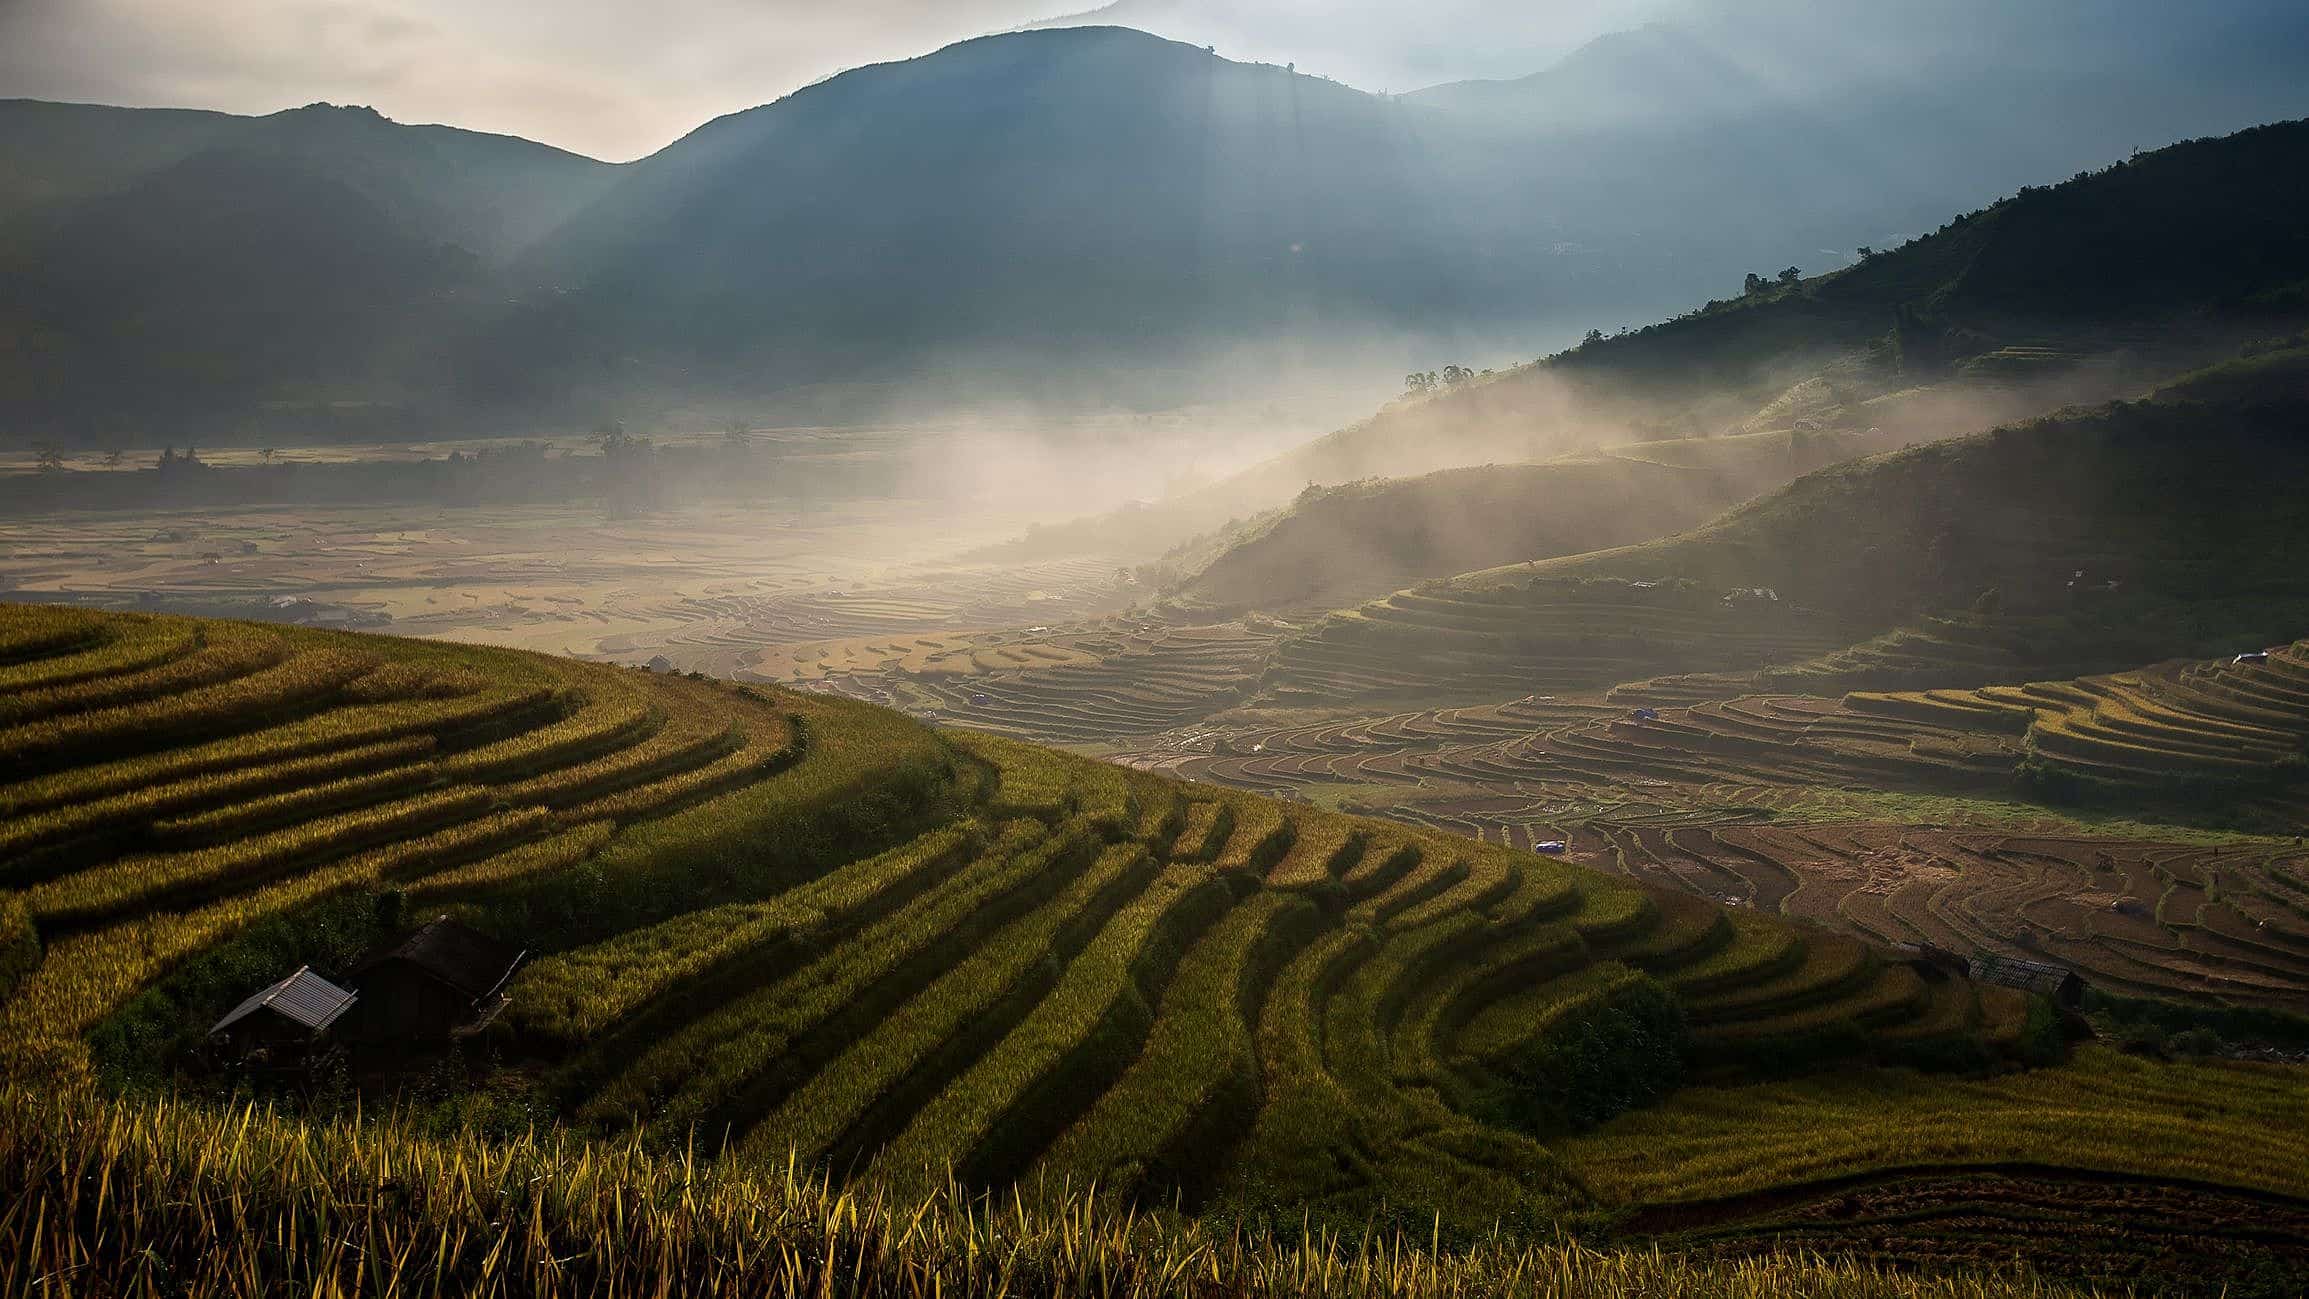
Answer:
[368, 917, 524, 1001]
[209, 966, 358, 1037]
[1967, 953, 2079, 995]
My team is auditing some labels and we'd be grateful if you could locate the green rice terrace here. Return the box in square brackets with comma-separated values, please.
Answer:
[2, 603, 2306, 1296]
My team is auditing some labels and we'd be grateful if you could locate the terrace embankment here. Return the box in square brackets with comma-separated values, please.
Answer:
[10, 602, 2296, 1275]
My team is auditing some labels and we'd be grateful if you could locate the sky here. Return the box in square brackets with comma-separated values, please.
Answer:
[0, 0, 1653, 161]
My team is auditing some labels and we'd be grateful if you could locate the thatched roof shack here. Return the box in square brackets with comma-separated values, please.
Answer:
[348, 917, 526, 1041]
[206, 967, 357, 1058]
[1967, 953, 2086, 1006]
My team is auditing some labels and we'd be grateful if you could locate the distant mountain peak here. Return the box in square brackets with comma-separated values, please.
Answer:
[277, 102, 388, 120]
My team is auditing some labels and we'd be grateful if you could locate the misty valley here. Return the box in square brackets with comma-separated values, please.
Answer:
[3, 5, 2309, 1298]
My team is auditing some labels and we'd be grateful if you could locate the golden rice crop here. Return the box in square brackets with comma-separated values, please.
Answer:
[493, 677, 737, 807]
[1030, 890, 1322, 1200]
[0, 1085, 2109, 1299]
[1212, 795, 1293, 875]
[0, 686, 550, 818]
[0, 644, 378, 774]
[153, 761, 442, 844]
[1560, 1046, 2309, 1208]
[560, 711, 797, 824]
[0, 809, 551, 1081]
[441, 666, 661, 783]
[0, 612, 196, 695]
[581, 820, 1091, 1128]
[0, 736, 438, 869]
[409, 820, 622, 899]
[0, 622, 277, 727]
[1266, 814, 1365, 890]
[1173, 799, 1233, 862]
[0, 603, 105, 661]
[867, 861, 1231, 1190]
[753, 840, 1159, 1172]
[509, 822, 986, 1046]
[22, 785, 498, 926]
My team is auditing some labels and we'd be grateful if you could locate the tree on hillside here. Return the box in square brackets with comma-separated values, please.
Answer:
[1404, 372, 1436, 395]
[1777, 266, 1802, 286]
[1744, 272, 1768, 296]
[33, 443, 65, 474]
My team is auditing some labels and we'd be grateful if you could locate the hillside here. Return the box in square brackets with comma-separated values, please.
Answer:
[1157, 427, 1906, 611]
[1315, 117, 2309, 464]
[1260, 345, 2309, 704]
[1522, 345, 2309, 614]
[7, 603, 2298, 1265]
[505, 29, 1518, 400]
[8, 18, 2309, 436]
[1410, 1, 2309, 138]
[1006, 118, 2309, 570]
[0, 101, 620, 436]
[0, 99, 616, 256]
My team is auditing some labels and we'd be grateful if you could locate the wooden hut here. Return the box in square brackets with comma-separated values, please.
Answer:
[206, 967, 358, 1062]
[347, 917, 526, 1041]
[1967, 953, 2086, 1007]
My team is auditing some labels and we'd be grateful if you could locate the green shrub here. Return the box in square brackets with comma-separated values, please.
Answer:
[2167, 1026, 2228, 1058]
[1484, 969, 1690, 1134]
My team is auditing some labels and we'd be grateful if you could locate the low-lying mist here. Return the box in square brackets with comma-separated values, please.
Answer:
[978, 332, 2252, 604]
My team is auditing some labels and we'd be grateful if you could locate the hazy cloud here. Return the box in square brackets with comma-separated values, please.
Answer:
[0, 0, 1650, 159]
[1026, 0, 1660, 90]
[0, 0, 1065, 159]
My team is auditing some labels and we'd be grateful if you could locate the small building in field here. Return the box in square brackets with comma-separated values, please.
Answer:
[347, 917, 526, 1042]
[1967, 953, 2085, 1006]
[206, 967, 358, 1061]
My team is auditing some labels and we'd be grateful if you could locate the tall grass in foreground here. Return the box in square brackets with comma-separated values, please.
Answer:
[0, 1087, 2100, 1299]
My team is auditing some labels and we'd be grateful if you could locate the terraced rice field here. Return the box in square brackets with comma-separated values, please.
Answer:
[1103, 639, 2309, 1010]
[513, 728, 2051, 1234]
[3, 598, 2304, 1294]
[0, 605, 971, 1084]
[1565, 1047, 2309, 1298]
[1849, 641, 2309, 790]
[19, 603, 2249, 1248]
[1614, 611, 2132, 703]
[1265, 578, 1856, 703]
[778, 615, 1285, 744]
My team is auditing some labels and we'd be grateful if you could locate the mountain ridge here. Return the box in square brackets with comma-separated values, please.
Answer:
[4, 18, 2308, 436]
